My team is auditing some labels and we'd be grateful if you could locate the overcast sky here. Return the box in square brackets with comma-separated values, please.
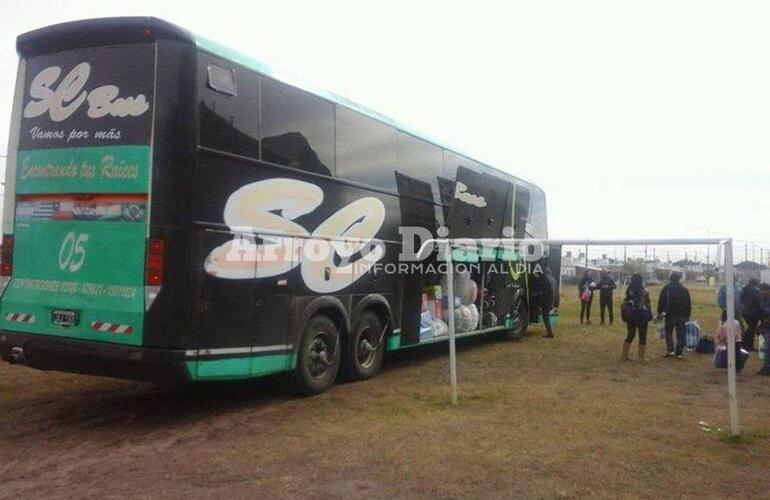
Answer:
[1, 0, 769, 260]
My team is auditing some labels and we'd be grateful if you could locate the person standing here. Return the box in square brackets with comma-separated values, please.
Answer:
[740, 278, 761, 351]
[578, 270, 595, 325]
[531, 266, 556, 338]
[621, 273, 652, 363]
[597, 270, 617, 325]
[756, 284, 770, 376]
[657, 271, 692, 359]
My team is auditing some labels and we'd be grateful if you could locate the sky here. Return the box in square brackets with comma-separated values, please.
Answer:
[1, 0, 769, 262]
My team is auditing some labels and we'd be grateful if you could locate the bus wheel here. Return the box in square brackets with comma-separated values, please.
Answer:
[504, 301, 529, 341]
[291, 314, 341, 395]
[343, 311, 385, 381]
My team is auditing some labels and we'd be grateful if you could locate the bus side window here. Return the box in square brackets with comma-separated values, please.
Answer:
[514, 184, 530, 239]
[442, 150, 483, 180]
[261, 77, 335, 176]
[529, 188, 548, 239]
[397, 132, 442, 203]
[197, 52, 260, 159]
[336, 107, 398, 191]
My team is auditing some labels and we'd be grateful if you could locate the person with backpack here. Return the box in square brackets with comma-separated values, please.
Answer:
[740, 278, 761, 351]
[621, 273, 652, 363]
[657, 271, 692, 359]
[578, 270, 595, 325]
[597, 269, 617, 325]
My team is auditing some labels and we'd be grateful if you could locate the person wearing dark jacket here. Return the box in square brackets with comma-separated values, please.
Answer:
[657, 271, 692, 358]
[622, 273, 652, 363]
[578, 270, 595, 324]
[531, 267, 555, 338]
[597, 270, 617, 325]
[756, 284, 770, 376]
[740, 278, 761, 351]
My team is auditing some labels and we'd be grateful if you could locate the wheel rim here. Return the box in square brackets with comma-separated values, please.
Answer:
[308, 333, 334, 379]
[356, 325, 378, 369]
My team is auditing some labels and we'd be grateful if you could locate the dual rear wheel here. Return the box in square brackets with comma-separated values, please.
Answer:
[291, 311, 385, 395]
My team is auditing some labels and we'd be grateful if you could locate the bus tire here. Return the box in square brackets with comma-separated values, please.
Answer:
[291, 314, 341, 396]
[504, 301, 529, 341]
[343, 311, 385, 381]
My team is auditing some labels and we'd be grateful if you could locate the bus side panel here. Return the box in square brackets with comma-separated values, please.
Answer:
[143, 39, 197, 349]
[191, 155, 402, 372]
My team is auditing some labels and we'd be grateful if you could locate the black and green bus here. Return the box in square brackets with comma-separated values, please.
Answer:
[0, 17, 554, 394]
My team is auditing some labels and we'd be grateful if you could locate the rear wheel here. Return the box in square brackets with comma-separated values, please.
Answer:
[343, 311, 386, 381]
[291, 314, 341, 395]
[503, 300, 529, 341]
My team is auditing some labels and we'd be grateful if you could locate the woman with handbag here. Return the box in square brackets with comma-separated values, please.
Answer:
[621, 273, 653, 363]
[578, 270, 595, 325]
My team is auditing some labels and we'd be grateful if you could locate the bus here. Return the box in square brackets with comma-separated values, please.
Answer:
[0, 17, 554, 394]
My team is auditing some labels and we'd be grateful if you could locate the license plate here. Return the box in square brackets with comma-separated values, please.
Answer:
[52, 309, 79, 327]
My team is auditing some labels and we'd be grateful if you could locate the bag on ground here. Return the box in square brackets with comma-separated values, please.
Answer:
[695, 336, 716, 354]
[685, 320, 700, 348]
[713, 345, 750, 371]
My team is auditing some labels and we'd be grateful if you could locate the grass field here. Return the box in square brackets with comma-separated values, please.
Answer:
[1, 283, 769, 499]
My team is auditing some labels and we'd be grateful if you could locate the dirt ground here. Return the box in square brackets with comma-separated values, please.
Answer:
[1, 283, 769, 499]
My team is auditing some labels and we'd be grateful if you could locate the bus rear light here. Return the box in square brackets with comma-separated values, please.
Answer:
[1, 234, 14, 277]
[146, 238, 165, 286]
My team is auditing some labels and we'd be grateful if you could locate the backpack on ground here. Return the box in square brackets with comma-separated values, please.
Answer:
[695, 335, 716, 354]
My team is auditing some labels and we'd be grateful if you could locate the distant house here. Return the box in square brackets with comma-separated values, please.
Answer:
[735, 261, 768, 283]
[560, 251, 601, 278]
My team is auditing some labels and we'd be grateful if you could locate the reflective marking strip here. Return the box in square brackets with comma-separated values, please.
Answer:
[91, 321, 134, 334]
[185, 344, 293, 357]
[5, 313, 35, 324]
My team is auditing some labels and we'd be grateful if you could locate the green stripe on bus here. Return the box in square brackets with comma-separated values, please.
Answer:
[186, 353, 297, 381]
[386, 334, 401, 351]
[16, 145, 151, 194]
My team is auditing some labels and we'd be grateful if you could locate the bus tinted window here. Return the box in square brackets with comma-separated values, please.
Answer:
[443, 150, 483, 180]
[514, 184, 530, 239]
[529, 188, 548, 238]
[197, 53, 260, 158]
[336, 107, 398, 191]
[261, 77, 335, 176]
[397, 133, 442, 202]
